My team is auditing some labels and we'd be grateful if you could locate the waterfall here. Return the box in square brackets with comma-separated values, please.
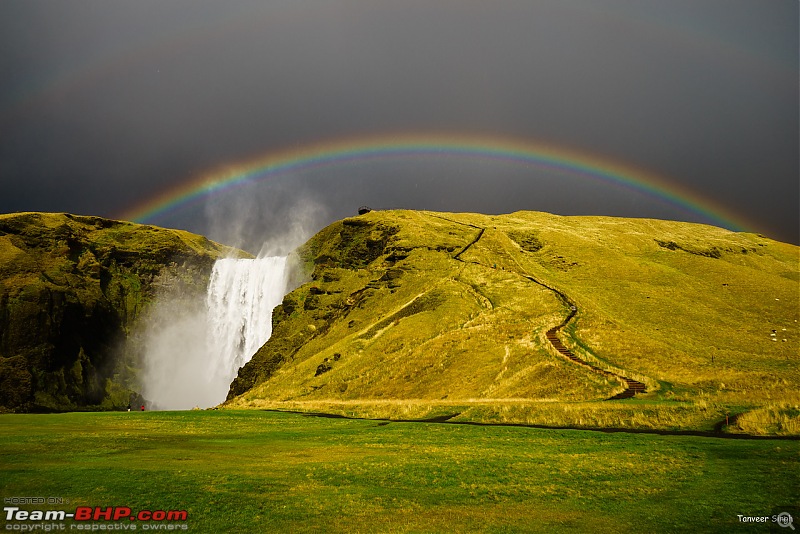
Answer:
[205, 256, 288, 382]
[141, 256, 288, 410]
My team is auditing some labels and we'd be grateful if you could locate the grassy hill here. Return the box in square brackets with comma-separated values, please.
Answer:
[0, 212, 244, 412]
[226, 210, 799, 434]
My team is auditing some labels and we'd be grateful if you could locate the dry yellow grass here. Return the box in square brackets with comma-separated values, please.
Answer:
[226, 397, 729, 432]
[732, 404, 800, 436]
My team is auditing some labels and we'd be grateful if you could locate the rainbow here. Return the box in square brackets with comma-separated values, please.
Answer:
[119, 132, 752, 232]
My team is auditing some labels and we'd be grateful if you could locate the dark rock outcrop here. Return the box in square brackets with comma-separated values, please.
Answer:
[0, 212, 240, 412]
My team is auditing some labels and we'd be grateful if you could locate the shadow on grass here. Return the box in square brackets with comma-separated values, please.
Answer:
[264, 408, 800, 441]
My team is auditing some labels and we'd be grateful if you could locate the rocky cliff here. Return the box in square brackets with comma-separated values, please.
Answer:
[0, 212, 239, 412]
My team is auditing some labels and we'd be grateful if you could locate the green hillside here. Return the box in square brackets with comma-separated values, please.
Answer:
[227, 210, 799, 434]
[0, 212, 244, 412]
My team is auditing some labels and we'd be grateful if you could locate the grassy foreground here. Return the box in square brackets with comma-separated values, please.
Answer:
[2, 410, 798, 533]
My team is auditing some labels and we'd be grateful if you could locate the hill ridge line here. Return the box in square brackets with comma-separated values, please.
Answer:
[426, 212, 648, 400]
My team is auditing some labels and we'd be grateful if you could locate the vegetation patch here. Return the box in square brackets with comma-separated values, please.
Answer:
[654, 238, 758, 258]
[732, 404, 800, 436]
[507, 229, 544, 252]
[359, 290, 446, 340]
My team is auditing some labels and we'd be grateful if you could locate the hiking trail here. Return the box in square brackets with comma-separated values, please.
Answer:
[430, 213, 647, 400]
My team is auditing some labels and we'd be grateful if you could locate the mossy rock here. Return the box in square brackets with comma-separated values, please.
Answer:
[0, 212, 246, 412]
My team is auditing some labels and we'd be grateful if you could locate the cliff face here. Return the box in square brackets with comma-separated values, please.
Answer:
[0, 212, 238, 412]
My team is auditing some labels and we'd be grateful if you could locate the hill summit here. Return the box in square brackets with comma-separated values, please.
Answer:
[226, 210, 799, 434]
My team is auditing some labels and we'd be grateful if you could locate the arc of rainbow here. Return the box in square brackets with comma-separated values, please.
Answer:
[119, 133, 752, 233]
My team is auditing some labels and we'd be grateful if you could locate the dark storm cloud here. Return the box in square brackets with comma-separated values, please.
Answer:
[1, 0, 797, 248]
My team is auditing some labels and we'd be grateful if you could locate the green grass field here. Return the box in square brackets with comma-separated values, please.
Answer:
[2, 410, 797, 533]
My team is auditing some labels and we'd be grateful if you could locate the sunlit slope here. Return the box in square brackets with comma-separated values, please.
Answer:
[230, 211, 612, 403]
[227, 210, 799, 429]
[484, 212, 799, 404]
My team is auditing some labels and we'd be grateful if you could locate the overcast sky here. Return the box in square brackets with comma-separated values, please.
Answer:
[1, 0, 797, 252]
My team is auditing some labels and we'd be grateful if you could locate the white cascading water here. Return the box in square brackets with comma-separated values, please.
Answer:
[205, 256, 288, 382]
[141, 256, 288, 410]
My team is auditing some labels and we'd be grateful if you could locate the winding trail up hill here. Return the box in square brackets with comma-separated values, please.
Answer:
[438, 213, 647, 400]
[227, 210, 799, 432]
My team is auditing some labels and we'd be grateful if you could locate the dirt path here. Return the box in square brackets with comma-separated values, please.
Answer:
[543, 300, 646, 400]
[429, 213, 647, 400]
